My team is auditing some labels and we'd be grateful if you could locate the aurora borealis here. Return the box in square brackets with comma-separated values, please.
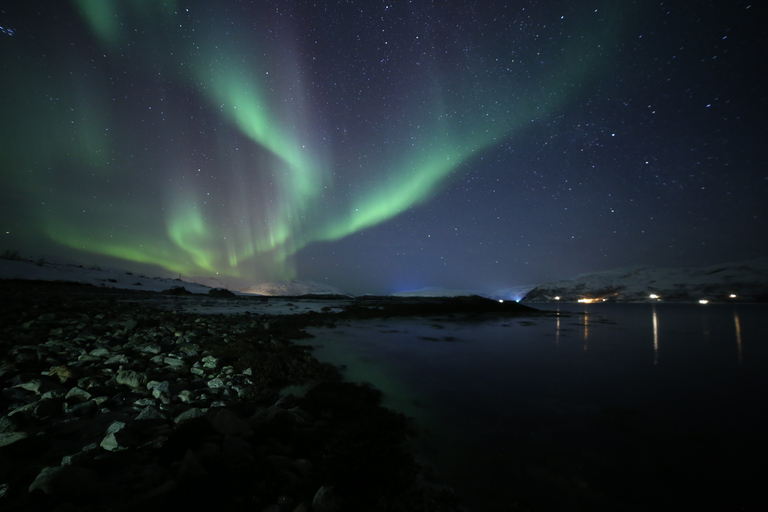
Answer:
[1, 1, 766, 294]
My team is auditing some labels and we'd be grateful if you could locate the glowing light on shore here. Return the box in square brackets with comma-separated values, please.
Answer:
[699, 299, 709, 304]
[649, 294, 659, 300]
[729, 294, 737, 299]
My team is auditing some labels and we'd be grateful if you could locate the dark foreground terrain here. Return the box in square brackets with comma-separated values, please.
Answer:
[0, 280, 536, 511]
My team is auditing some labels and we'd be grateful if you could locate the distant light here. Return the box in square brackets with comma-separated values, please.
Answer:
[498, 299, 504, 303]
[554, 296, 561, 301]
[578, 298, 599, 304]
[699, 299, 709, 304]
[649, 294, 659, 299]
[729, 294, 737, 298]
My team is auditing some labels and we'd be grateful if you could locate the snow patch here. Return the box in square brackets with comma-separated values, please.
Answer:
[240, 280, 351, 297]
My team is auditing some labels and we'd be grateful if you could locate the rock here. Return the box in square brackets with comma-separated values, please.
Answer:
[291, 501, 312, 512]
[138, 343, 162, 355]
[149, 380, 170, 398]
[209, 408, 252, 436]
[275, 394, 297, 409]
[174, 407, 208, 425]
[7, 403, 37, 423]
[163, 356, 185, 368]
[176, 449, 207, 481]
[65, 386, 92, 403]
[135, 405, 166, 422]
[48, 365, 77, 383]
[161, 286, 191, 295]
[134, 398, 156, 407]
[202, 355, 219, 368]
[0, 416, 15, 433]
[105, 420, 126, 435]
[89, 347, 111, 358]
[293, 458, 314, 477]
[312, 485, 342, 512]
[100, 421, 134, 451]
[116, 370, 148, 389]
[104, 353, 130, 365]
[277, 495, 295, 508]
[0, 432, 28, 447]
[13, 378, 61, 395]
[28, 465, 98, 498]
[222, 435, 253, 463]
[66, 400, 98, 417]
[33, 398, 63, 418]
[207, 377, 225, 389]
[0, 361, 17, 379]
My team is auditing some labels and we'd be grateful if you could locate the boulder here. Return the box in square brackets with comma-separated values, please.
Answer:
[28, 465, 99, 498]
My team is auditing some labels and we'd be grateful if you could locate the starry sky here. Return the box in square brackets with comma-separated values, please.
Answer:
[1, 1, 766, 295]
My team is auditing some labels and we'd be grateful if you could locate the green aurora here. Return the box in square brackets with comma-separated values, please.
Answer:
[1, 1, 621, 285]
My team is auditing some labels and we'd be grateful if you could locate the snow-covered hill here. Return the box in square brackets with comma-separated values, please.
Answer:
[240, 280, 351, 296]
[523, 258, 768, 302]
[0, 257, 218, 294]
[485, 285, 538, 302]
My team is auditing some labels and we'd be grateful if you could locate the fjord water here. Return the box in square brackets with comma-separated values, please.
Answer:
[299, 303, 767, 511]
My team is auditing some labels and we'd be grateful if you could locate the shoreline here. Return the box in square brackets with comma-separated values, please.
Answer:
[0, 280, 537, 511]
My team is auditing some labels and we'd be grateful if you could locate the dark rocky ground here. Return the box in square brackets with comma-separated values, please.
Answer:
[0, 281, 538, 511]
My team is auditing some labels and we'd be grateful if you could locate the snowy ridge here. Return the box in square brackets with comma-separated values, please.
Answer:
[0, 258, 218, 294]
[524, 258, 768, 302]
[240, 280, 352, 297]
[484, 285, 538, 302]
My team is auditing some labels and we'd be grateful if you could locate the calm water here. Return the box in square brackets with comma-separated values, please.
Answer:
[297, 303, 768, 511]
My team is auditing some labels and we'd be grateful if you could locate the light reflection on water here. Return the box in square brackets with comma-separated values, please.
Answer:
[298, 303, 767, 511]
[652, 304, 659, 366]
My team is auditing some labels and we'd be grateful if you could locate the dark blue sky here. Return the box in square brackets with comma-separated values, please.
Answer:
[1, 1, 765, 294]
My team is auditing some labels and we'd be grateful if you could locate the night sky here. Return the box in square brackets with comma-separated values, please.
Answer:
[1, 1, 766, 295]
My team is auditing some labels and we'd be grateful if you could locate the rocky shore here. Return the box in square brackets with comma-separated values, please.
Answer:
[1, 281, 504, 511]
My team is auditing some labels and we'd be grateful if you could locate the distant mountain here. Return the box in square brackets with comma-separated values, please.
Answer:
[393, 285, 538, 302]
[240, 280, 351, 297]
[391, 286, 478, 297]
[523, 258, 768, 303]
[485, 285, 538, 302]
[0, 257, 219, 294]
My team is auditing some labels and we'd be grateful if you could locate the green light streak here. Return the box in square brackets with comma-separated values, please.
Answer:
[190, 39, 330, 257]
[70, 0, 120, 46]
[71, 0, 178, 46]
[2, 3, 624, 284]
[166, 201, 217, 273]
